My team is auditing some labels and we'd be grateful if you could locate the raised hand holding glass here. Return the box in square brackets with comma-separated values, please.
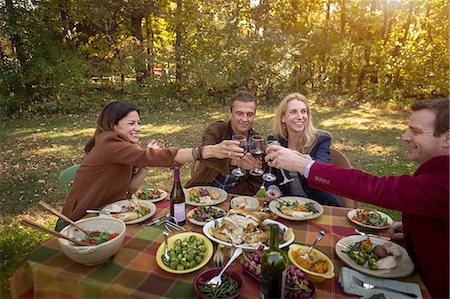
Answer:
[231, 135, 247, 177]
[266, 140, 293, 185]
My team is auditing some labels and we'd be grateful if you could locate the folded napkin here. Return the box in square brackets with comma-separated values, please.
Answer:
[338, 267, 423, 299]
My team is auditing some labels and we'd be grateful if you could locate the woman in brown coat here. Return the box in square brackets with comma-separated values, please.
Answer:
[56, 101, 243, 231]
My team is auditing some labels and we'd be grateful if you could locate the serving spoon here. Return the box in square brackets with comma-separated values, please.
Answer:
[301, 230, 325, 259]
[207, 247, 243, 286]
[162, 231, 171, 266]
[38, 201, 91, 236]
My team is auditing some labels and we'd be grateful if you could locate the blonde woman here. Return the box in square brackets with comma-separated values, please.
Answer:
[265, 93, 342, 206]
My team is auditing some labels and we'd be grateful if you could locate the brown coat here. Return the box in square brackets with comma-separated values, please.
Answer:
[185, 121, 263, 196]
[62, 131, 178, 221]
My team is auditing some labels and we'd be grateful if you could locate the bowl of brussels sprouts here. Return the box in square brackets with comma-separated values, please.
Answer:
[156, 232, 213, 274]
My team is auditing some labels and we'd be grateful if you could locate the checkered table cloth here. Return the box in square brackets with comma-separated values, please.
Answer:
[11, 198, 431, 299]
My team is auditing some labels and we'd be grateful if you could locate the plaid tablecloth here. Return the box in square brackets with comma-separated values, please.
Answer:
[11, 197, 431, 299]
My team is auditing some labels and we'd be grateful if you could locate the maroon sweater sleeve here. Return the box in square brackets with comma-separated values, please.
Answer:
[307, 155, 449, 220]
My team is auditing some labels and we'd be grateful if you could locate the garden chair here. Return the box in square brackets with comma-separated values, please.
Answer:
[330, 148, 358, 208]
[59, 164, 80, 195]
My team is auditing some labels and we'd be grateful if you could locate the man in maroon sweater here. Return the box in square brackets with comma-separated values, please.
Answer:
[266, 99, 449, 298]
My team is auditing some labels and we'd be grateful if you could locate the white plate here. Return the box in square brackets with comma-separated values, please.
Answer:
[101, 199, 156, 224]
[132, 188, 167, 203]
[347, 209, 393, 230]
[187, 206, 226, 226]
[230, 196, 260, 211]
[202, 218, 295, 250]
[335, 235, 414, 278]
[184, 186, 228, 206]
[269, 197, 324, 221]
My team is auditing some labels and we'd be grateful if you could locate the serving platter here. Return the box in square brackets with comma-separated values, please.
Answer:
[156, 232, 213, 274]
[269, 197, 323, 221]
[347, 208, 393, 230]
[185, 186, 227, 206]
[203, 218, 295, 251]
[335, 235, 414, 278]
[101, 199, 156, 224]
[187, 206, 226, 226]
[132, 188, 167, 203]
[230, 196, 260, 211]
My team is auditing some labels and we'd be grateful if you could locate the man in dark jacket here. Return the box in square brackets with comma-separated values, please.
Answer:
[186, 91, 263, 196]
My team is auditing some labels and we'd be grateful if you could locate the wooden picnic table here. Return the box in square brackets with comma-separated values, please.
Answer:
[11, 195, 431, 298]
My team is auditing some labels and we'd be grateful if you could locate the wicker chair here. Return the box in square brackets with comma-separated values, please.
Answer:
[330, 148, 358, 208]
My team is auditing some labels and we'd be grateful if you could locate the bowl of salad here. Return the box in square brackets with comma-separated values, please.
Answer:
[58, 216, 126, 265]
[187, 206, 226, 226]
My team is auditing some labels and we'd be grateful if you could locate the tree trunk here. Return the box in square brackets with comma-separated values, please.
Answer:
[336, 0, 346, 92]
[175, 0, 183, 88]
[392, 1, 414, 88]
[146, 16, 155, 79]
[6, 0, 31, 97]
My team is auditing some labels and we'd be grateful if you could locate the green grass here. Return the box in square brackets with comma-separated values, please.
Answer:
[0, 101, 413, 293]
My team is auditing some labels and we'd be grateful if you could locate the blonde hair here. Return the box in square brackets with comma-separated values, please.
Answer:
[272, 93, 326, 153]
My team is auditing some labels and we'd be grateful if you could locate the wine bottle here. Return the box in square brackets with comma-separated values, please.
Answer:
[169, 165, 186, 225]
[260, 224, 287, 299]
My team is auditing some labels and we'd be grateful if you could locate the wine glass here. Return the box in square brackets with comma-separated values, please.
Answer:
[266, 140, 293, 185]
[231, 135, 247, 177]
[249, 135, 265, 176]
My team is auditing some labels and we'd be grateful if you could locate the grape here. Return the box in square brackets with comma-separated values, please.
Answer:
[284, 265, 314, 299]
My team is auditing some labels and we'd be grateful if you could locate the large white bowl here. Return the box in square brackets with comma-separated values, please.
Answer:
[58, 216, 126, 266]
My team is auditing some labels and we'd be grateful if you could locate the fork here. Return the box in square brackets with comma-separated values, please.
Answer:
[213, 244, 225, 267]
[207, 247, 243, 286]
[352, 276, 418, 298]
[354, 228, 391, 241]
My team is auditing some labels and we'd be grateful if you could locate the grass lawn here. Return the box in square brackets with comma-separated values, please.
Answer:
[0, 101, 415, 295]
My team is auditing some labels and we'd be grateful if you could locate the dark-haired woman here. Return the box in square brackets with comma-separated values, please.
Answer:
[56, 101, 243, 231]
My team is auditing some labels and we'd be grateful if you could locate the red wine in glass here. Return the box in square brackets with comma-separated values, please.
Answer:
[231, 135, 247, 177]
[249, 135, 265, 176]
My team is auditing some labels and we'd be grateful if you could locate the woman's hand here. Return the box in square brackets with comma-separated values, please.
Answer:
[147, 138, 166, 149]
[265, 145, 309, 173]
[203, 140, 244, 159]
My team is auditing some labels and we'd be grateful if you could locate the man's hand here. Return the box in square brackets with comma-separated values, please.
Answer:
[388, 222, 404, 243]
[265, 145, 308, 174]
[265, 189, 281, 202]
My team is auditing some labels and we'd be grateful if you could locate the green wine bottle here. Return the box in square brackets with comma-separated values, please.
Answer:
[169, 165, 186, 225]
[260, 224, 287, 298]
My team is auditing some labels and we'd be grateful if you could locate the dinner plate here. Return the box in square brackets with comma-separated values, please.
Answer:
[156, 232, 213, 274]
[101, 199, 156, 225]
[187, 206, 226, 226]
[230, 196, 260, 211]
[185, 186, 228, 206]
[202, 218, 295, 250]
[132, 188, 167, 203]
[335, 235, 414, 278]
[269, 197, 324, 221]
[347, 208, 393, 230]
